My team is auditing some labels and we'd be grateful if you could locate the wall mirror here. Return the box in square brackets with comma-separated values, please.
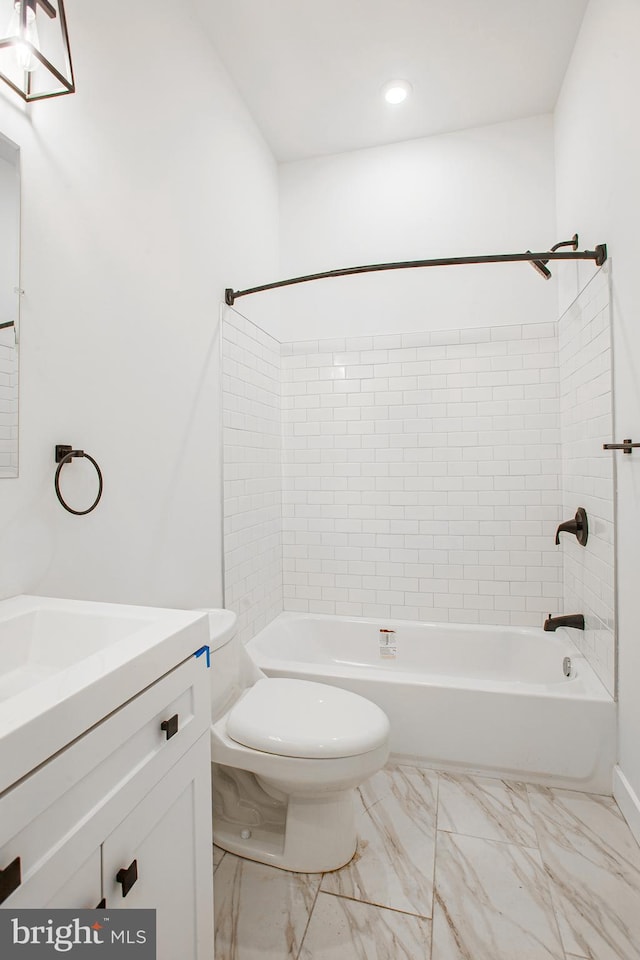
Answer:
[0, 130, 20, 478]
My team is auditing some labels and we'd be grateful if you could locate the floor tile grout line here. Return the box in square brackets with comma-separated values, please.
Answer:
[212, 845, 225, 874]
[429, 771, 441, 960]
[524, 783, 570, 960]
[436, 825, 541, 850]
[318, 888, 432, 922]
[295, 874, 324, 960]
[437, 772, 541, 846]
[318, 764, 439, 928]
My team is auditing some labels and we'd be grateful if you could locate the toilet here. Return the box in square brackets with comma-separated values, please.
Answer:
[205, 610, 390, 873]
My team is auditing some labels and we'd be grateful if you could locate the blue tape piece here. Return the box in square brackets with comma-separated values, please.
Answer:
[194, 644, 211, 668]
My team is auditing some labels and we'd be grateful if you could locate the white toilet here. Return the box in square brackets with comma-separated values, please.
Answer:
[205, 610, 390, 873]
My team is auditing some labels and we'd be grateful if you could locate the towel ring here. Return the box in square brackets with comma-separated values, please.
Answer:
[54, 444, 103, 516]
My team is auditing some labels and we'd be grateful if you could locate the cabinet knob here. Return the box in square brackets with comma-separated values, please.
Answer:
[0, 857, 22, 905]
[116, 859, 138, 898]
[160, 713, 179, 741]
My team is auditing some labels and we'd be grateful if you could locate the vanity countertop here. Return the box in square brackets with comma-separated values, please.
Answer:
[0, 595, 209, 795]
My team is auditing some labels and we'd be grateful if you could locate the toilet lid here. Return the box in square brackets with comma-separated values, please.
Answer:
[226, 678, 390, 759]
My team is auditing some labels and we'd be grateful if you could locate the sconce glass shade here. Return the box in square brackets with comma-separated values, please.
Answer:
[0, 0, 74, 102]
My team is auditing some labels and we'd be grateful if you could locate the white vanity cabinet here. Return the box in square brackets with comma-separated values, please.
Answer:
[0, 655, 214, 960]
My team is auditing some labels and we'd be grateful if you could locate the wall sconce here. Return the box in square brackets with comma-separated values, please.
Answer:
[0, 0, 74, 102]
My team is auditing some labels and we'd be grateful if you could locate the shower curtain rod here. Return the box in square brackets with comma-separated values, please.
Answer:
[224, 243, 608, 306]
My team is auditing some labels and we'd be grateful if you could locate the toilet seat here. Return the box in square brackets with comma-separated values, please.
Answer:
[226, 677, 390, 760]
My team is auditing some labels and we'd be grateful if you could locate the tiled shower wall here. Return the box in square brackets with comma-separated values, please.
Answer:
[0, 334, 18, 476]
[222, 295, 615, 684]
[281, 325, 563, 627]
[222, 311, 283, 644]
[559, 267, 615, 694]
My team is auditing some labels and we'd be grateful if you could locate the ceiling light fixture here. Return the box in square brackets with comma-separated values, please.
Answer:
[382, 79, 412, 105]
[0, 0, 74, 102]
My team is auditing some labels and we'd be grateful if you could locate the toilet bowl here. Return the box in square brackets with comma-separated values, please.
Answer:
[204, 610, 390, 873]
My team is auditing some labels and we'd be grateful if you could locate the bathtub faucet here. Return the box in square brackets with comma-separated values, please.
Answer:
[543, 613, 585, 632]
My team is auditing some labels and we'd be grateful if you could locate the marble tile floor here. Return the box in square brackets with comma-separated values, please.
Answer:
[213, 765, 640, 960]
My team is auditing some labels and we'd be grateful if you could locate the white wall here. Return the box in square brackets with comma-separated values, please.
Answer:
[272, 115, 559, 342]
[0, 0, 279, 608]
[554, 0, 640, 817]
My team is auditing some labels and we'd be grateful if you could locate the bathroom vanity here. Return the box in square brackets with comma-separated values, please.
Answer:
[0, 596, 215, 960]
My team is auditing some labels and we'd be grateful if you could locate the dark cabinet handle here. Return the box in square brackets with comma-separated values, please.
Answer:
[0, 857, 21, 905]
[95, 898, 106, 909]
[116, 860, 138, 898]
[160, 714, 179, 741]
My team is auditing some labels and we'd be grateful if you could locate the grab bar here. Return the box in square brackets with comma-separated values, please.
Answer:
[603, 438, 640, 454]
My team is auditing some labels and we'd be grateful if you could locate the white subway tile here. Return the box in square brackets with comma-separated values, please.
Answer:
[225, 313, 608, 642]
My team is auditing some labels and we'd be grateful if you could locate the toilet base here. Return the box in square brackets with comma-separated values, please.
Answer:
[213, 764, 357, 873]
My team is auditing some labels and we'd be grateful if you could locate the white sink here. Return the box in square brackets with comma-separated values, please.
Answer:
[0, 595, 213, 795]
[0, 608, 157, 701]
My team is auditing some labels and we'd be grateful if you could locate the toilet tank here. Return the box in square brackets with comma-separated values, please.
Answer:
[201, 609, 264, 722]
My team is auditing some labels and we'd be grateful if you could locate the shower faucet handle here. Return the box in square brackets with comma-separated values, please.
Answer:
[555, 508, 588, 546]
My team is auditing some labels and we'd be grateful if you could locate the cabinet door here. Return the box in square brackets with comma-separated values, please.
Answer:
[102, 734, 213, 960]
[3, 847, 102, 909]
[0, 655, 209, 902]
[44, 851, 103, 909]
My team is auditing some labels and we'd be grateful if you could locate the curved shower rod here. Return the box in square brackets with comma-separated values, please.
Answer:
[225, 237, 607, 306]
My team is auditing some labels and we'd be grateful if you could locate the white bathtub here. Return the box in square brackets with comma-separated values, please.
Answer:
[247, 613, 616, 794]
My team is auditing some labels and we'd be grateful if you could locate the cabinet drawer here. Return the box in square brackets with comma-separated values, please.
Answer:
[0, 655, 210, 899]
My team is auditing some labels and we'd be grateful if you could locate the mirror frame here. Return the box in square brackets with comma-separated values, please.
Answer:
[0, 129, 20, 479]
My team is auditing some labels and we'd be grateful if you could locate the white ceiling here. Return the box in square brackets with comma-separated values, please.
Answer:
[197, 0, 588, 163]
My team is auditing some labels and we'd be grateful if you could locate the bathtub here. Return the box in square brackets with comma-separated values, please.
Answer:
[246, 613, 616, 794]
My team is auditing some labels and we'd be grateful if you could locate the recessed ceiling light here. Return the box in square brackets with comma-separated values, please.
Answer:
[382, 79, 412, 105]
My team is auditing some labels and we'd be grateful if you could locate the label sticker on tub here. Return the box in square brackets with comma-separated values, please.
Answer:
[379, 628, 397, 659]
